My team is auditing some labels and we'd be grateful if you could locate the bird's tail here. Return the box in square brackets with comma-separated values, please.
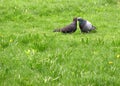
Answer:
[53, 29, 61, 32]
[91, 26, 97, 32]
[92, 26, 96, 30]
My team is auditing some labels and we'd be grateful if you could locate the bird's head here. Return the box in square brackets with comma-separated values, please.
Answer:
[73, 17, 78, 22]
[77, 17, 84, 23]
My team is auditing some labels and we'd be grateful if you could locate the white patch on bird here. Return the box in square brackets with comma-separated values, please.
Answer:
[85, 21, 92, 30]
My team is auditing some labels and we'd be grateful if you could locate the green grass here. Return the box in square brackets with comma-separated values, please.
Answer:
[0, 0, 120, 86]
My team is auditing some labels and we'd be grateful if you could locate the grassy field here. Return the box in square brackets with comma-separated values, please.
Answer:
[0, 0, 120, 86]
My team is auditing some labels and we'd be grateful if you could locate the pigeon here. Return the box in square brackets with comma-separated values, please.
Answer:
[77, 17, 96, 33]
[53, 17, 77, 33]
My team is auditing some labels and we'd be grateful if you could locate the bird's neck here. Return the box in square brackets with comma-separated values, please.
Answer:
[75, 21, 77, 26]
[79, 20, 85, 25]
[73, 20, 77, 24]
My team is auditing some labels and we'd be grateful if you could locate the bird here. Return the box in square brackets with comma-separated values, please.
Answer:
[53, 17, 77, 33]
[77, 17, 96, 33]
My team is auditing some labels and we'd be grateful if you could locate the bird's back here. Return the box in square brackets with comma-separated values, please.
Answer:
[61, 21, 77, 33]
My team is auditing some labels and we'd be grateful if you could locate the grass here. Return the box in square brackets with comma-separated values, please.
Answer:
[0, 0, 120, 86]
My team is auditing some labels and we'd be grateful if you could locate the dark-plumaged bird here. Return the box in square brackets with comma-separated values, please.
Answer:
[53, 17, 77, 33]
[77, 17, 96, 33]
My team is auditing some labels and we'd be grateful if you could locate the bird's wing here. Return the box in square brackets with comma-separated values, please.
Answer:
[84, 21, 92, 30]
[61, 22, 75, 32]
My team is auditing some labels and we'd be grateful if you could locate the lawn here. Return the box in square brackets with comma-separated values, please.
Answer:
[0, 0, 120, 86]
